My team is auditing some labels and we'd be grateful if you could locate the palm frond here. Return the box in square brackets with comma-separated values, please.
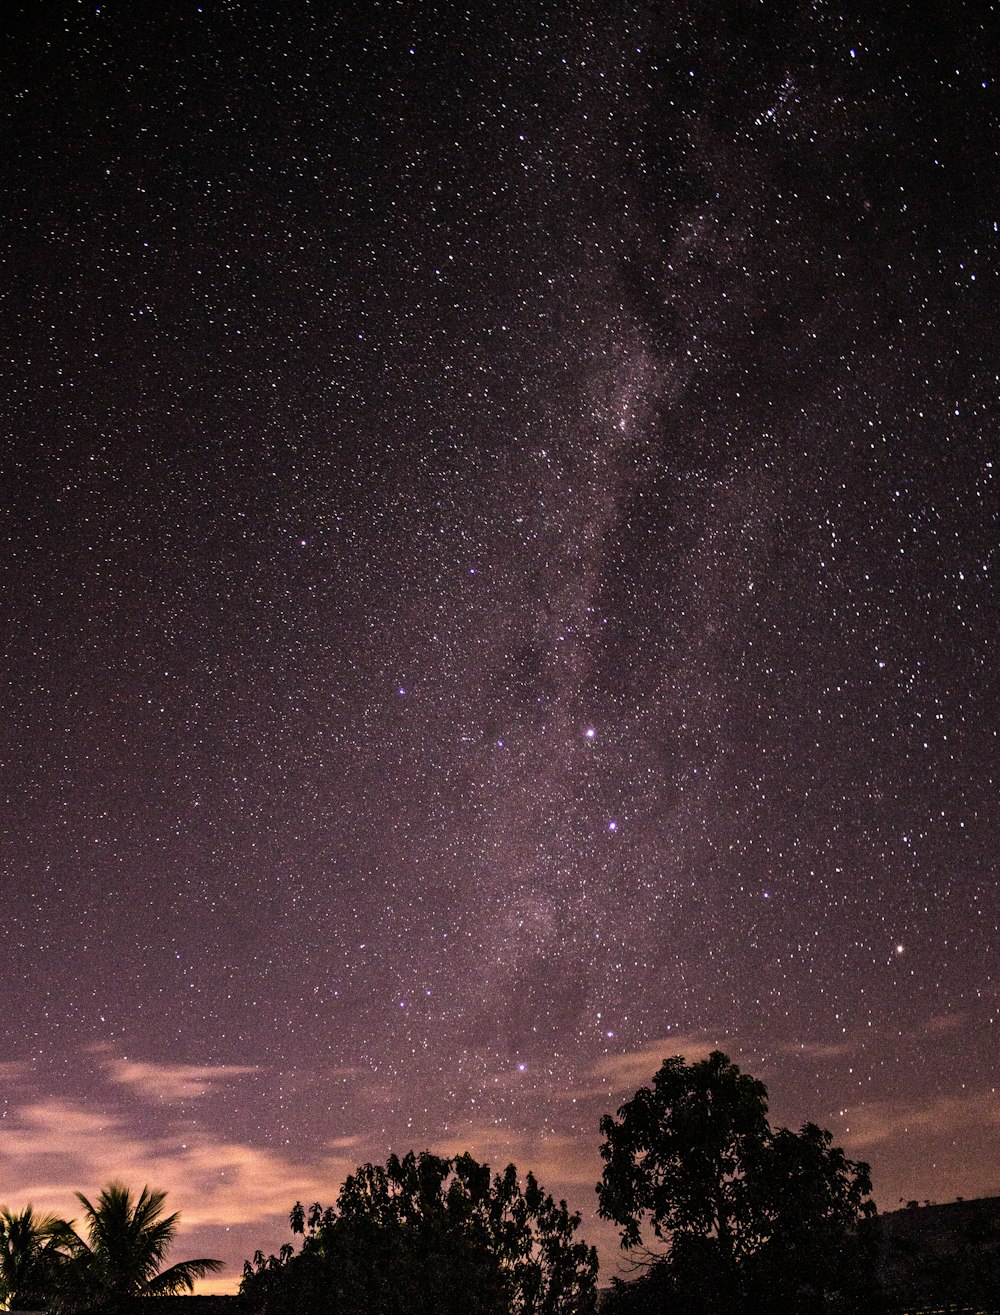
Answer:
[144, 1258, 225, 1296]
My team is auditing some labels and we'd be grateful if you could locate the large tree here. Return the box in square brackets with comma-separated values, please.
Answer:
[597, 1052, 878, 1314]
[242, 1150, 598, 1315]
[64, 1183, 222, 1312]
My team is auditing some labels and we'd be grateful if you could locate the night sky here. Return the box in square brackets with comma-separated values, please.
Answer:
[2, 0, 997, 1290]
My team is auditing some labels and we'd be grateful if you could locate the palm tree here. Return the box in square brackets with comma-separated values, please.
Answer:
[67, 1183, 222, 1311]
[0, 1204, 74, 1310]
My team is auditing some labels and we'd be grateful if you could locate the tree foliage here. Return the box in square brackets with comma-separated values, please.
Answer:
[597, 1050, 771, 1261]
[241, 1150, 598, 1315]
[597, 1051, 878, 1314]
[0, 1205, 75, 1311]
[64, 1182, 222, 1312]
[0, 1184, 219, 1314]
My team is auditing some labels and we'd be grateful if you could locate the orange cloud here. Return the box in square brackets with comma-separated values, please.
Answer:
[104, 1058, 260, 1102]
[586, 1035, 722, 1095]
[429, 1123, 599, 1190]
[841, 1088, 1000, 1151]
[923, 1011, 968, 1033]
[0, 1093, 359, 1232]
[0, 1060, 32, 1082]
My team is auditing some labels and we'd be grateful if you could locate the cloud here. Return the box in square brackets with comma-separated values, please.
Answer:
[327, 1135, 365, 1150]
[0, 1043, 406, 1295]
[105, 1058, 259, 1102]
[923, 1011, 968, 1034]
[829, 1086, 1000, 1211]
[583, 1035, 722, 1096]
[841, 1088, 1000, 1151]
[0, 1060, 32, 1083]
[0, 1094, 358, 1230]
[430, 1123, 599, 1190]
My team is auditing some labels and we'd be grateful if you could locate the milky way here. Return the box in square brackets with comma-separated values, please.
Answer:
[2, 0, 997, 1286]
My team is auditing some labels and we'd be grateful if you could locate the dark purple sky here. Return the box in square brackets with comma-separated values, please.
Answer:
[2, 0, 997, 1289]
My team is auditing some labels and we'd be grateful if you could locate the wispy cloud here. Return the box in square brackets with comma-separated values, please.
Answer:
[842, 1088, 1000, 1151]
[0, 1095, 357, 1228]
[0, 1060, 32, 1083]
[585, 1035, 722, 1096]
[923, 1011, 969, 1034]
[430, 1123, 599, 1189]
[105, 1058, 259, 1102]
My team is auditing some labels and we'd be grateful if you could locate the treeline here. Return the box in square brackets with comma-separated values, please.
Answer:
[5, 1053, 995, 1314]
[240, 1051, 879, 1315]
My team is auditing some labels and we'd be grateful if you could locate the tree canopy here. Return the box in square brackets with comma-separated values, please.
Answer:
[241, 1150, 598, 1315]
[597, 1051, 878, 1314]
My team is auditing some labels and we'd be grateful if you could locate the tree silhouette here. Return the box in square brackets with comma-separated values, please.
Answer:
[242, 1150, 598, 1315]
[597, 1052, 878, 1314]
[0, 1205, 75, 1310]
[64, 1183, 222, 1312]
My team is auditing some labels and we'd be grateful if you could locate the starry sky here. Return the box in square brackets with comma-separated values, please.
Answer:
[2, 0, 997, 1290]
